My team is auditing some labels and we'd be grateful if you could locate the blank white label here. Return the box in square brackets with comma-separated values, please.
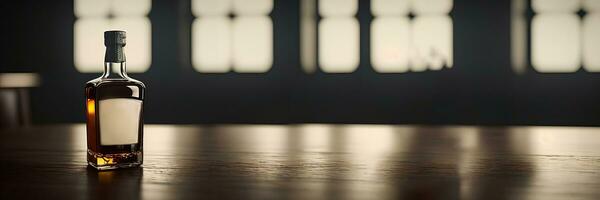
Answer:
[99, 98, 142, 145]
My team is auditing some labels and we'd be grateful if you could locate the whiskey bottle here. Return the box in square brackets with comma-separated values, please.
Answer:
[85, 30, 145, 170]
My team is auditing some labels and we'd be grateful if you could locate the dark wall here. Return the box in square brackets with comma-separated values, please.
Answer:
[1, 0, 600, 126]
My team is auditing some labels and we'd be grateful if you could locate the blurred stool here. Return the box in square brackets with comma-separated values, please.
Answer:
[0, 73, 40, 128]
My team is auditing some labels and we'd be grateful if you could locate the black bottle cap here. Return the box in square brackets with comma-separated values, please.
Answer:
[104, 30, 126, 62]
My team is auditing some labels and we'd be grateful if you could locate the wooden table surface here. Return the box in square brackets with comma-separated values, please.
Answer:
[1, 124, 600, 200]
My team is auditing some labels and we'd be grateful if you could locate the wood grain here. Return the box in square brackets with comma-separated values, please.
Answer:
[1, 124, 600, 199]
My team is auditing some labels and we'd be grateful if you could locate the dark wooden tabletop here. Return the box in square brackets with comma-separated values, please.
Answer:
[1, 124, 600, 199]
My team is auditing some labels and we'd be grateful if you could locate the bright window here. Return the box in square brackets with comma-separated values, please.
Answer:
[318, 0, 360, 73]
[530, 0, 600, 72]
[192, 0, 273, 73]
[74, 0, 151, 73]
[371, 0, 453, 73]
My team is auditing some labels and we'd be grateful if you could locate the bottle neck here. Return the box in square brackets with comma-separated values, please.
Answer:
[102, 62, 129, 79]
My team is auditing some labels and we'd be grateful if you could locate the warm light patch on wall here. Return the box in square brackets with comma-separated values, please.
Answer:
[74, 0, 152, 73]
[528, 0, 600, 73]
[192, 0, 273, 73]
[371, 0, 453, 73]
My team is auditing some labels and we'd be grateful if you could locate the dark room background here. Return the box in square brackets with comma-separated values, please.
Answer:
[1, 0, 600, 126]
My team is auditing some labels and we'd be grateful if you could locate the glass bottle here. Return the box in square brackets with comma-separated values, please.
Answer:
[85, 30, 145, 170]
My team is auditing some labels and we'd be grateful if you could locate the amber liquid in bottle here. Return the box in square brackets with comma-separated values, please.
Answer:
[86, 31, 145, 170]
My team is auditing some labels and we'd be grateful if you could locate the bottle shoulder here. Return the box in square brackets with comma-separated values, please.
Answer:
[86, 77, 145, 89]
[85, 77, 102, 86]
[86, 77, 145, 100]
[127, 77, 146, 88]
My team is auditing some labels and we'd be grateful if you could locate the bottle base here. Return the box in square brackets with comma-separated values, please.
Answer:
[87, 149, 142, 170]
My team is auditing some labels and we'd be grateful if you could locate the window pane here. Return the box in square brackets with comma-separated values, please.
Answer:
[232, 16, 273, 73]
[192, 0, 231, 16]
[583, 14, 600, 71]
[232, 0, 273, 15]
[110, 18, 152, 73]
[75, 0, 151, 73]
[371, 0, 410, 16]
[111, 0, 151, 17]
[411, 0, 453, 15]
[532, 0, 581, 13]
[74, 18, 109, 72]
[532, 14, 581, 72]
[318, 18, 360, 73]
[371, 17, 411, 72]
[584, 0, 600, 11]
[74, 0, 110, 17]
[411, 16, 453, 71]
[192, 17, 232, 72]
[319, 0, 358, 17]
